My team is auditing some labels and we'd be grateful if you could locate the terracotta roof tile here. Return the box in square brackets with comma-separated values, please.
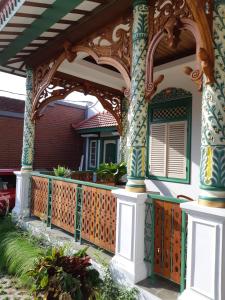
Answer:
[73, 111, 117, 130]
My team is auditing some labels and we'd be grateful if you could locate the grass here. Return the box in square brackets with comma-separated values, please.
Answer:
[0, 216, 46, 287]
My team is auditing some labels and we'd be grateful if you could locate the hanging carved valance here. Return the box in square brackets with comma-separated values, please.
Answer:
[146, 0, 214, 101]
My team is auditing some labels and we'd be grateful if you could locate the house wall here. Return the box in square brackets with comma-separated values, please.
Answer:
[145, 55, 202, 200]
[0, 97, 85, 170]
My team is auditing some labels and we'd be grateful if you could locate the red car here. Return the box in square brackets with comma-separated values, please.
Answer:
[0, 169, 17, 210]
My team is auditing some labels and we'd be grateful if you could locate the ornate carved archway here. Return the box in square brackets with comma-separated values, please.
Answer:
[145, 0, 214, 101]
[32, 14, 132, 135]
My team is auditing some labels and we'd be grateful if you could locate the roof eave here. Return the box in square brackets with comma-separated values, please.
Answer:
[0, 0, 26, 31]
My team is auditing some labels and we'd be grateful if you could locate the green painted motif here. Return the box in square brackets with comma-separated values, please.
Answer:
[200, 1, 225, 195]
[126, 0, 149, 189]
[21, 69, 35, 171]
[120, 97, 129, 162]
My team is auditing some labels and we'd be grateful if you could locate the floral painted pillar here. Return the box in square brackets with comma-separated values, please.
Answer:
[21, 68, 35, 172]
[120, 97, 129, 162]
[13, 68, 35, 217]
[126, 0, 149, 192]
[199, 1, 225, 208]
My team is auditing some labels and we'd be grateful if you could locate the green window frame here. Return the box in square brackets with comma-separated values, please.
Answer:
[147, 98, 192, 184]
[88, 139, 98, 170]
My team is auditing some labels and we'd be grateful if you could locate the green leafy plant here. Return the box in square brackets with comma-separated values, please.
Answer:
[53, 166, 71, 178]
[28, 247, 102, 300]
[96, 162, 127, 184]
[0, 217, 45, 287]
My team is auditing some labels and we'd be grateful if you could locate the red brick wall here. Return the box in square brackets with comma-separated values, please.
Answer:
[0, 99, 85, 170]
[0, 117, 23, 169]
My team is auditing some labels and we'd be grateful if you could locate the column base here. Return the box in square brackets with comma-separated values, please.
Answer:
[13, 171, 32, 218]
[125, 178, 146, 193]
[111, 189, 148, 284]
[180, 201, 225, 300]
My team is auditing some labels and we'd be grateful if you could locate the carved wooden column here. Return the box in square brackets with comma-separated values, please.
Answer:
[199, 0, 225, 208]
[14, 68, 35, 217]
[126, 0, 149, 192]
[120, 97, 129, 162]
[21, 68, 35, 171]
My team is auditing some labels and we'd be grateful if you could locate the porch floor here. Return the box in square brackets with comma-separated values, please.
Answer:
[137, 276, 180, 300]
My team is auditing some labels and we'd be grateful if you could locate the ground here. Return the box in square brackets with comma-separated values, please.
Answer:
[0, 274, 32, 300]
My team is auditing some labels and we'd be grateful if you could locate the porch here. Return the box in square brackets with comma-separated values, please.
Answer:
[0, 0, 224, 299]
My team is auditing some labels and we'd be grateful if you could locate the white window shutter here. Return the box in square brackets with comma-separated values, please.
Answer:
[167, 121, 187, 179]
[149, 123, 167, 177]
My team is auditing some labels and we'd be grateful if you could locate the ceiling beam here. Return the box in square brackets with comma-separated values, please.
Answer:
[23, 1, 52, 8]
[15, 12, 40, 18]
[0, 0, 85, 65]
[25, 0, 131, 67]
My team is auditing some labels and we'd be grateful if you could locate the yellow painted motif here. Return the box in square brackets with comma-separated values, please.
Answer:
[141, 147, 146, 177]
[205, 146, 213, 184]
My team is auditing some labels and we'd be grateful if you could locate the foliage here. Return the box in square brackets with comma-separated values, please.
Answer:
[0, 196, 9, 217]
[97, 268, 138, 300]
[96, 162, 127, 184]
[53, 166, 71, 178]
[0, 217, 45, 287]
[93, 251, 138, 300]
[28, 247, 102, 300]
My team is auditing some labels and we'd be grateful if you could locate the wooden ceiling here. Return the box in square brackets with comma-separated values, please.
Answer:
[0, 0, 196, 79]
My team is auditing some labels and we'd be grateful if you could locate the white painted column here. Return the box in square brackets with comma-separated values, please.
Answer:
[111, 189, 148, 284]
[13, 171, 31, 218]
[179, 201, 225, 300]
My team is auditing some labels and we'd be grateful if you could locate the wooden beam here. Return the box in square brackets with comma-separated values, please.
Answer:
[0, 31, 22, 35]
[71, 9, 92, 15]
[25, 0, 131, 67]
[6, 23, 30, 28]
[24, 1, 52, 8]
[57, 20, 76, 25]
[15, 12, 40, 18]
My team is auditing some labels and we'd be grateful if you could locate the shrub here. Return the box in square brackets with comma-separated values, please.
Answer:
[53, 166, 71, 178]
[0, 195, 9, 217]
[28, 247, 102, 300]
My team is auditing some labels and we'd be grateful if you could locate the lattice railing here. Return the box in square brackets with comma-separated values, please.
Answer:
[51, 180, 78, 234]
[31, 176, 49, 219]
[30, 173, 117, 253]
[145, 195, 188, 292]
[81, 186, 117, 253]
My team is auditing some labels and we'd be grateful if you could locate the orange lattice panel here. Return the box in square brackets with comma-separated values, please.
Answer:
[51, 180, 77, 234]
[81, 186, 117, 253]
[153, 199, 182, 285]
[154, 200, 163, 274]
[171, 203, 182, 284]
[31, 176, 48, 219]
[81, 186, 92, 241]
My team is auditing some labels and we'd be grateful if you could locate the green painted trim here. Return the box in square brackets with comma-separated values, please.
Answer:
[148, 194, 188, 204]
[88, 138, 98, 170]
[180, 211, 187, 293]
[133, 0, 148, 7]
[146, 97, 192, 184]
[31, 172, 117, 191]
[149, 175, 190, 184]
[47, 178, 52, 227]
[0, 0, 84, 65]
[200, 184, 225, 191]
[99, 136, 119, 164]
[127, 176, 146, 180]
[199, 196, 225, 201]
[78, 126, 117, 134]
[126, 184, 146, 188]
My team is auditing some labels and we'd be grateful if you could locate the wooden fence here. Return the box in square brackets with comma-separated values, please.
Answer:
[31, 173, 117, 253]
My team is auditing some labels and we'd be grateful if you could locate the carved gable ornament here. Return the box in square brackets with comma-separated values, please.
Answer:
[146, 0, 214, 101]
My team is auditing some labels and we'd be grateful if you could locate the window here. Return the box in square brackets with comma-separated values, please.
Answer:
[148, 99, 191, 183]
[89, 140, 97, 169]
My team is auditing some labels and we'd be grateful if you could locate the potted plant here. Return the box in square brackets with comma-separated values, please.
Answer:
[96, 162, 127, 185]
[53, 166, 71, 178]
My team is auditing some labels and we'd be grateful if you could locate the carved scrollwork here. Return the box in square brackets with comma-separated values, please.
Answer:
[78, 14, 132, 75]
[149, 0, 193, 39]
[32, 72, 123, 135]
